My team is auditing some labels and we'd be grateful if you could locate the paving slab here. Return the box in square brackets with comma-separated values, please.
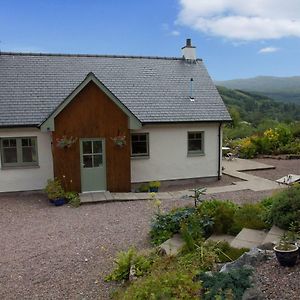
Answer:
[207, 234, 235, 244]
[262, 225, 284, 245]
[159, 234, 185, 256]
[223, 158, 275, 172]
[230, 228, 267, 249]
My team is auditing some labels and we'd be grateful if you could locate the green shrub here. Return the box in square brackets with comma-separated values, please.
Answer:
[65, 191, 80, 207]
[149, 181, 161, 189]
[237, 137, 257, 158]
[117, 270, 201, 300]
[105, 248, 154, 282]
[268, 184, 300, 229]
[199, 267, 253, 300]
[138, 184, 149, 192]
[197, 200, 238, 234]
[150, 207, 195, 245]
[178, 242, 219, 273]
[213, 241, 249, 263]
[44, 178, 65, 200]
[231, 203, 269, 234]
[180, 215, 204, 252]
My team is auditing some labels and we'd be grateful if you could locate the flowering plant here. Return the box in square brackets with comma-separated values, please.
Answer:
[56, 136, 77, 149]
[111, 135, 126, 147]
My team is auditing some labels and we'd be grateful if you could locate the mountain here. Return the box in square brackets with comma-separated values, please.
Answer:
[217, 86, 300, 125]
[216, 76, 300, 104]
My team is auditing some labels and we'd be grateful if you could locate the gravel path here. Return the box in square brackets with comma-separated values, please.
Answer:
[246, 158, 300, 181]
[0, 192, 194, 300]
[255, 256, 300, 300]
[1, 159, 299, 299]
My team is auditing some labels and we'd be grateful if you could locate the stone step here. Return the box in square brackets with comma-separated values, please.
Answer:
[206, 234, 235, 244]
[158, 234, 185, 256]
[80, 191, 113, 203]
[262, 225, 284, 245]
[230, 228, 268, 249]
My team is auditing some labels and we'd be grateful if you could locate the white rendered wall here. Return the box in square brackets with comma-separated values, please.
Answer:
[131, 123, 222, 183]
[0, 128, 53, 192]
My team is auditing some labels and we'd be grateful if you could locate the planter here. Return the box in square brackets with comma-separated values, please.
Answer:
[149, 187, 159, 192]
[274, 245, 299, 267]
[50, 198, 65, 206]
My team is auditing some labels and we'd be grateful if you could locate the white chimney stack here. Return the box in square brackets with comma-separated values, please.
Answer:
[182, 38, 196, 61]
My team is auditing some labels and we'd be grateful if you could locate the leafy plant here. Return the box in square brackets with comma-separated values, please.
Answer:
[267, 184, 300, 229]
[105, 248, 154, 282]
[44, 178, 65, 200]
[56, 135, 77, 149]
[65, 191, 80, 207]
[276, 233, 299, 251]
[178, 242, 219, 272]
[180, 215, 204, 251]
[138, 184, 149, 192]
[230, 203, 269, 234]
[117, 269, 201, 300]
[149, 181, 161, 189]
[199, 267, 253, 300]
[150, 207, 195, 245]
[189, 187, 207, 207]
[212, 241, 249, 263]
[197, 200, 238, 234]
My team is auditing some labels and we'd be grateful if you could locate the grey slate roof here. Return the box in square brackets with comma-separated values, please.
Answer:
[0, 52, 231, 127]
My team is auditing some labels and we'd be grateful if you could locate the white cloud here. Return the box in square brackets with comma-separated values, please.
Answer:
[171, 30, 180, 36]
[162, 23, 180, 37]
[258, 47, 279, 53]
[177, 0, 300, 40]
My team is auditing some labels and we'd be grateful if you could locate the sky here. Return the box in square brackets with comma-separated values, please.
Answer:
[0, 0, 300, 80]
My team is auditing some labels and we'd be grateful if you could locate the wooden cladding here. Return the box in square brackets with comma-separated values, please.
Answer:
[52, 81, 131, 192]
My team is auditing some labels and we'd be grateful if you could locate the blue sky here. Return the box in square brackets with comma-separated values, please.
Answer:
[1, 0, 300, 80]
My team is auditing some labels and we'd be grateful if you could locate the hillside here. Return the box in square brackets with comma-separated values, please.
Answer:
[217, 86, 300, 125]
[216, 76, 300, 104]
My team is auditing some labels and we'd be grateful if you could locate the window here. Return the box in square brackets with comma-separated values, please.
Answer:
[131, 133, 149, 157]
[0, 137, 38, 168]
[82, 140, 103, 168]
[187, 131, 204, 155]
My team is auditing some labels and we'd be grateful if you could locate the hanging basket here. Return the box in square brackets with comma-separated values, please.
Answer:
[111, 135, 126, 148]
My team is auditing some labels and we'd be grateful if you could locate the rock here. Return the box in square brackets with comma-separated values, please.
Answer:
[242, 287, 264, 300]
[158, 234, 185, 256]
[129, 265, 137, 282]
[220, 248, 266, 273]
[257, 242, 274, 250]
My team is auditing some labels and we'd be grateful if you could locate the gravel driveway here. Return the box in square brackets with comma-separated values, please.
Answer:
[1, 158, 299, 299]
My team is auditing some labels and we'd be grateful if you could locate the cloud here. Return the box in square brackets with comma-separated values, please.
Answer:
[171, 30, 180, 36]
[177, 0, 300, 41]
[258, 47, 279, 53]
[162, 23, 180, 37]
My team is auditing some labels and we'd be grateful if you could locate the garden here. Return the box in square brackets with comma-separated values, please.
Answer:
[224, 120, 300, 159]
[105, 184, 300, 299]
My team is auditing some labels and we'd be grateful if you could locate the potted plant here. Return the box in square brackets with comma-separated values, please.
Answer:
[138, 184, 149, 193]
[274, 233, 299, 267]
[65, 191, 81, 207]
[149, 181, 161, 192]
[44, 178, 65, 206]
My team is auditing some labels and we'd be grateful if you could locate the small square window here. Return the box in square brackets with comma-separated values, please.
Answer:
[131, 133, 149, 157]
[188, 131, 204, 155]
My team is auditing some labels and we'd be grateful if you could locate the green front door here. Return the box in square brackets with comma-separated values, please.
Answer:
[80, 138, 106, 192]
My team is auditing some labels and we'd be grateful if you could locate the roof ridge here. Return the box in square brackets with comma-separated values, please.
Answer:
[0, 51, 203, 61]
